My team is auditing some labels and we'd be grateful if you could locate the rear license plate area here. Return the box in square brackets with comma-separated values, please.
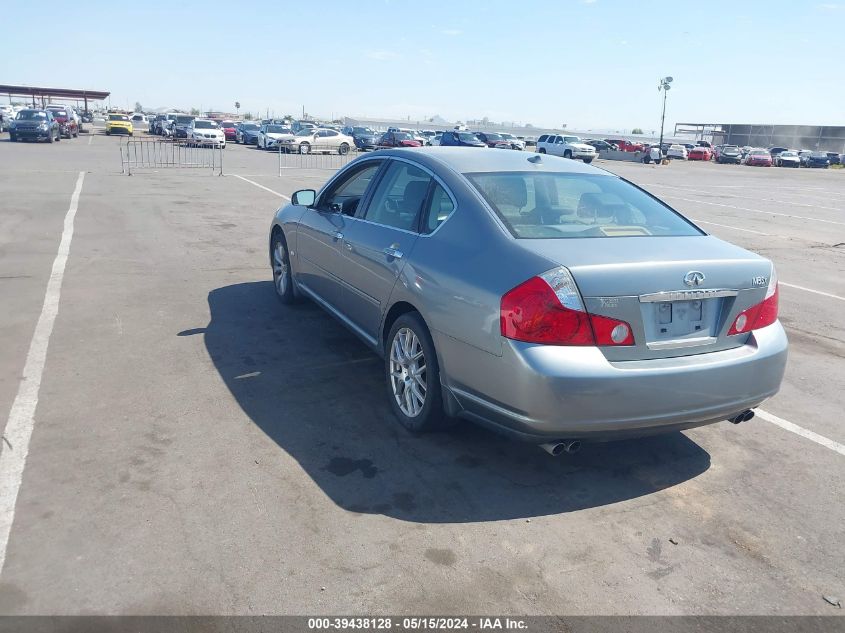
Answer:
[649, 299, 719, 340]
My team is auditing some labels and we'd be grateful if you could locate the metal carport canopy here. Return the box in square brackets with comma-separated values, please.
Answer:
[0, 84, 110, 108]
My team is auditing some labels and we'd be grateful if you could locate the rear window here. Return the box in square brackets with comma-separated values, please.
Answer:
[109, 114, 129, 121]
[466, 172, 704, 239]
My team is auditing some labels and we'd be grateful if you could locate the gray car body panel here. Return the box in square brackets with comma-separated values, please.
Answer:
[271, 148, 788, 441]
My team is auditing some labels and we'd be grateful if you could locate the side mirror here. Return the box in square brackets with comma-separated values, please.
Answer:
[291, 189, 316, 206]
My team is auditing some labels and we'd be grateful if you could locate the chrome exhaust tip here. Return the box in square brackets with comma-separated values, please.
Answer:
[729, 409, 756, 424]
[539, 440, 582, 456]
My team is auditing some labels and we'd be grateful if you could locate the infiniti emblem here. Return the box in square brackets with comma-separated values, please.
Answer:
[684, 271, 706, 287]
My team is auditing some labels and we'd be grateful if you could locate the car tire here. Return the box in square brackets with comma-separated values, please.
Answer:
[583, 158, 593, 164]
[271, 230, 298, 305]
[385, 312, 451, 434]
[9, 134, 16, 142]
[299, 142, 310, 154]
[564, 150, 572, 159]
[338, 143, 349, 155]
[538, 148, 546, 154]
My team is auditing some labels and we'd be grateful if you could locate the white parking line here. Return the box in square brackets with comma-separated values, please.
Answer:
[780, 282, 845, 302]
[0, 171, 85, 574]
[757, 409, 845, 457]
[665, 195, 845, 227]
[87, 134, 94, 145]
[233, 175, 290, 200]
[690, 218, 771, 235]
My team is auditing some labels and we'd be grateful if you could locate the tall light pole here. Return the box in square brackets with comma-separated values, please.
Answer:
[658, 76, 673, 154]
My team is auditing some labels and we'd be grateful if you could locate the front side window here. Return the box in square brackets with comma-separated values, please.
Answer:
[466, 172, 704, 239]
[320, 162, 382, 215]
[363, 161, 432, 231]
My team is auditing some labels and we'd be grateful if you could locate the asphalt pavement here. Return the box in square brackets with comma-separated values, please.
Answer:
[0, 127, 843, 616]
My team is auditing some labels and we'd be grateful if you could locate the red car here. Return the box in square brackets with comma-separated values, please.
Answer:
[604, 138, 644, 152]
[47, 108, 78, 139]
[219, 120, 237, 141]
[377, 132, 422, 148]
[744, 149, 773, 167]
[688, 146, 712, 161]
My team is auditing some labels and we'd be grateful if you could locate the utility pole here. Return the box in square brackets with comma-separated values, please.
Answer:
[657, 76, 673, 154]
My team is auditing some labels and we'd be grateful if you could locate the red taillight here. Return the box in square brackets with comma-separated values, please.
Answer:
[500, 268, 634, 346]
[589, 312, 635, 346]
[728, 268, 779, 335]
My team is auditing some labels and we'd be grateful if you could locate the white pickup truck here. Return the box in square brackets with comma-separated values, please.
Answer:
[536, 134, 597, 163]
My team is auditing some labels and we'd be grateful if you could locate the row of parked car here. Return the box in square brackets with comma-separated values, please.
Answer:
[5, 105, 86, 142]
[663, 143, 841, 168]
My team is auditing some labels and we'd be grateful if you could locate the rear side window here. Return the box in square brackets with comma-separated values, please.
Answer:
[364, 162, 432, 231]
[538, 135, 549, 143]
[466, 172, 704, 239]
[421, 183, 455, 234]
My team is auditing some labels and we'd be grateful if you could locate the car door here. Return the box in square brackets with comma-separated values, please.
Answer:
[294, 160, 384, 309]
[337, 159, 432, 341]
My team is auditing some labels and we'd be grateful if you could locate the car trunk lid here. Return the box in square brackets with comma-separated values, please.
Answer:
[523, 236, 774, 360]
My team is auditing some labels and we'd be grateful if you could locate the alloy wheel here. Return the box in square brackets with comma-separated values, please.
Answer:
[389, 328, 427, 417]
[272, 240, 288, 296]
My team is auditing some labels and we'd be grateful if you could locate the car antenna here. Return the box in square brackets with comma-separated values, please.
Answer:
[527, 154, 542, 163]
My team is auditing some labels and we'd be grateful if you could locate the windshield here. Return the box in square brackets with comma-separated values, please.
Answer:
[220, 121, 235, 127]
[750, 150, 769, 156]
[267, 125, 287, 133]
[51, 110, 68, 117]
[780, 151, 797, 157]
[194, 120, 217, 129]
[484, 133, 504, 141]
[458, 133, 479, 142]
[500, 133, 515, 140]
[242, 123, 259, 131]
[175, 116, 194, 124]
[466, 172, 703, 239]
[109, 114, 130, 121]
[352, 127, 375, 135]
[17, 111, 47, 120]
[393, 133, 413, 140]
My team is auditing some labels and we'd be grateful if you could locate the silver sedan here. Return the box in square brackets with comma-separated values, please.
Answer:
[268, 148, 787, 454]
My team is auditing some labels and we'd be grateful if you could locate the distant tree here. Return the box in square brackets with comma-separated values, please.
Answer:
[234, 101, 240, 114]
[190, 107, 200, 116]
[283, 114, 293, 121]
[632, 127, 644, 134]
[243, 112, 253, 120]
[134, 101, 143, 113]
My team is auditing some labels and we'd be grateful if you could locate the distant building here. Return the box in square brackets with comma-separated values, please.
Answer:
[676, 122, 845, 152]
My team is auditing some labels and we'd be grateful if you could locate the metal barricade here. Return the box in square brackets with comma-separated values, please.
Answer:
[120, 138, 223, 175]
[277, 143, 360, 175]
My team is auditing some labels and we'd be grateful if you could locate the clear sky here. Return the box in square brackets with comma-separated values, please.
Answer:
[1, 0, 843, 130]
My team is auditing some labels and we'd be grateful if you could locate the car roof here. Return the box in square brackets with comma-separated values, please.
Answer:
[371, 147, 608, 176]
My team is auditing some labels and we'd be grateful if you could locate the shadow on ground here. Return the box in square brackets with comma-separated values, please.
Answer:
[198, 281, 710, 523]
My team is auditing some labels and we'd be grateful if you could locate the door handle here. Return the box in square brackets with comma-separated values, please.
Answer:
[345, 242, 353, 251]
[383, 246, 403, 259]
[333, 232, 343, 240]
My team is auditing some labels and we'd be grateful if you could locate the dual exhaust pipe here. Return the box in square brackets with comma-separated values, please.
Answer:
[729, 409, 756, 424]
[539, 440, 582, 457]
[541, 409, 757, 455]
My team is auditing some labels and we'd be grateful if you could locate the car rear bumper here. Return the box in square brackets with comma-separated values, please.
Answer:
[438, 322, 788, 441]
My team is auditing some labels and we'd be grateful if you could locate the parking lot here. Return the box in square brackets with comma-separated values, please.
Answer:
[0, 125, 843, 616]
